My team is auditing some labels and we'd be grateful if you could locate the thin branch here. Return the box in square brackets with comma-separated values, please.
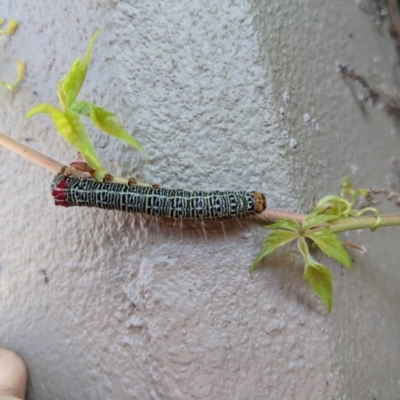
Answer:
[387, 0, 400, 57]
[258, 208, 306, 224]
[1, 131, 400, 232]
[337, 63, 400, 117]
[0, 132, 63, 173]
[329, 214, 400, 233]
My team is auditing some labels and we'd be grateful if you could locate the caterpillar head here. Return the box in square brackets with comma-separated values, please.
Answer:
[252, 192, 267, 213]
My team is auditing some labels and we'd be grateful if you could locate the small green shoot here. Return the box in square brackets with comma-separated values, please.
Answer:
[0, 60, 25, 91]
[251, 177, 381, 313]
[0, 19, 24, 91]
[25, 31, 146, 179]
[70, 101, 146, 155]
[314, 176, 381, 230]
[57, 30, 102, 111]
[0, 18, 18, 38]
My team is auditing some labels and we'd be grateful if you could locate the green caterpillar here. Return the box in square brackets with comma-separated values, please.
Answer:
[51, 173, 267, 219]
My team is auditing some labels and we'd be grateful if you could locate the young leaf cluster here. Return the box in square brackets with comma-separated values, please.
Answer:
[0, 60, 25, 91]
[314, 176, 381, 229]
[0, 19, 25, 91]
[25, 31, 146, 179]
[251, 177, 378, 313]
[0, 18, 17, 38]
[251, 214, 351, 312]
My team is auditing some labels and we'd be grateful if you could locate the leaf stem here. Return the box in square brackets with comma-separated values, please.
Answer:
[329, 214, 400, 233]
[260, 209, 400, 232]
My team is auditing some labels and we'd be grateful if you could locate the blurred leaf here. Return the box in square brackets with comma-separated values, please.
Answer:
[342, 241, 363, 251]
[71, 100, 147, 156]
[304, 260, 333, 313]
[298, 236, 334, 312]
[26, 104, 104, 172]
[0, 61, 25, 91]
[250, 229, 298, 276]
[6, 19, 17, 35]
[313, 196, 350, 216]
[302, 212, 340, 230]
[265, 218, 301, 232]
[16, 60, 25, 81]
[306, 228, 352, 270]
[57, 30, 102, 110]
[0, 80, 12, 90]
[297, 236, 310, 260]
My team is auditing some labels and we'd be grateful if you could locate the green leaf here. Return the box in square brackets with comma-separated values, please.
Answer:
[25, 104, 104, 173]
[16, 60, 25, 82]
[306, 228, 352, 270]
[250, 229, 299, 276]
[71, 101, 147, 156]
[0, 80, 12, 90]
[302, 212, 340, 230]
[6, 19, 17, 35]
[313, 195, 351, 216]
[303, 260, 333, 313]
[57, 30, 102, 110]
[0, 61, 25, 91]
[265, 218, 301, 232]
[297, 236, 310, 260]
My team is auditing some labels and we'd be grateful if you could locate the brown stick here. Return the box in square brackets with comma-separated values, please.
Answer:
[1, 131, 400, 232]
[0, 132, 63, 173]
[258, 208, 305, 224]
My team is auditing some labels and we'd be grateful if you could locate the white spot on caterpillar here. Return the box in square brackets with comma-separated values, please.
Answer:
[281, 130, 289, 140]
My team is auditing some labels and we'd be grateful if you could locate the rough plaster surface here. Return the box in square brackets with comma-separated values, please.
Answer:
[0, 1, 399, 400]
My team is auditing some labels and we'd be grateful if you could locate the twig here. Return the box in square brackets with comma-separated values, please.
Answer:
[1, 131, 400, 231]
[0, 132, 89, 178]
[258, 208, 305, 224]
[369, 188, 400, 206]
[0, 132, 63, 173]
[387, 0, 400, 58]
[338, 63, 400, 117]
[329, 213, 400, 233]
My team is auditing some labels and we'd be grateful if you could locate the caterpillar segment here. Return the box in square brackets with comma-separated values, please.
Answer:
[51, 173, 267, 220]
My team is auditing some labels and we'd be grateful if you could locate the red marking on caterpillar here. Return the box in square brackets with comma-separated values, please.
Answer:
[51, 173, 267, 220]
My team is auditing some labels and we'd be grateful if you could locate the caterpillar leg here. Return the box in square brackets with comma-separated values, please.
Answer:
[69, 153, 93, 173]
[128, 177, 137, 186]
[62, 153, 92, 178]
[103, 173, 114, 182]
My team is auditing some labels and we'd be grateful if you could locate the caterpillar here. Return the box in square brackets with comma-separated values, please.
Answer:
[51, 173, 267, 220]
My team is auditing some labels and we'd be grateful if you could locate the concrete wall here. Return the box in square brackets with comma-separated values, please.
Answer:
[0, 0, 399, 399]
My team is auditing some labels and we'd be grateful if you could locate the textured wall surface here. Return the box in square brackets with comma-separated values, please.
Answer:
[0, 0, 399, 399]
